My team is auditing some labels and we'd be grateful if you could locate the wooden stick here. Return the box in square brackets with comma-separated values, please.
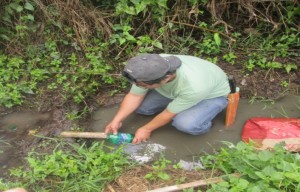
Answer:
[60, 131, 107, 139]
[147, 173, 240, 192]
[107, 184, 116, 192]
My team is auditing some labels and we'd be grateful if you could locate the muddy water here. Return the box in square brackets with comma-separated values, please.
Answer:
[0, 95, 299, 176]
[0, 112, 51, 177]
[89, 94, 300, 162]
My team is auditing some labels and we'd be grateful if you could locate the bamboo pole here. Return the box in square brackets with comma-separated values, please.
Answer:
[60, 131, 107, 139]
[147, 173, 240, 192]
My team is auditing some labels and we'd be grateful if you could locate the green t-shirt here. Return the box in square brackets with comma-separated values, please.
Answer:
[130, 54, 230, 114]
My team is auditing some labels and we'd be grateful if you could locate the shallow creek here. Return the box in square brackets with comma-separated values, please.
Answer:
[0, 95, 299, 177]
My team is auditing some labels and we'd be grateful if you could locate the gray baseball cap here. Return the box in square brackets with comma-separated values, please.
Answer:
[123, 54, 182, 82]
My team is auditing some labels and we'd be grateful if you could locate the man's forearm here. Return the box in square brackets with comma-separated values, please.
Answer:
[141, 109, 176, 132]
[112, 93, 145, 122]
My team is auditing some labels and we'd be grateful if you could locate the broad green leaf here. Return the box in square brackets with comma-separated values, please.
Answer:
[246, 153, 258, 160]
[266, 61, 282, 69]
[119, 38, 126, 45]
[157, 0, 168, 9]
[285, 63, 297, 73]
[214, 33, 221, 46]
[0, 34, 10, 41]
[130, 0, 140, 4]
[157, 172, 171, 180]
[262, 166, 277, 176]
[2, 15, 12, 23]
[270, 172, 284, 181]
[236, 178, 249, 189]
[26, 14, 34, 21]
[153, 41, 163, 49]
[124, 33, 136, 42]
[124, 6, 136, 15]
[144, 173, 153, 179]
[24, 2, 34, 11]
[284, 172, 300, 181]
[276, 160, 294, 172]
[21, 87, 34, 94]
[15, 5, 24, 12]
[258, 150, 273, 161]
[135, 2, 147, 14]
[167, 22, 174, 28]
[246, 185, 262, 192]
[255, 171, 267, 180]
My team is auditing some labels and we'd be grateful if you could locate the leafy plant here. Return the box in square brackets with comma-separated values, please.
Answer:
[144, 156, 172, 181]
[280, 80, 289, 88]
[0, 179, 24, 191]
[115, 0, 168, 22]
[66, 107, 89, 121]
[196, 32, 222, 56]
[0, 0, 36, 41]
[201, 142, 300, 192]
[223, 52, 237, 64]
[284, 63, 298, 73]
[9, 141, 132, 191]
[245, 53, 268, 71]
[0, 55, 28, 107]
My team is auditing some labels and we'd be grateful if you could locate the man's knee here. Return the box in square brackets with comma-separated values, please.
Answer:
[136, 107, 156, 115]
[172, 119, 212, 135]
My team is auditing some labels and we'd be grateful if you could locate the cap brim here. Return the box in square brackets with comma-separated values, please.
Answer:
[165, 56, 182, 71]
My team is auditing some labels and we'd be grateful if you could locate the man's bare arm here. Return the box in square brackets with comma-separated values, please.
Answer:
[133, 109, 176, 143]
[105, 92, 145, 134]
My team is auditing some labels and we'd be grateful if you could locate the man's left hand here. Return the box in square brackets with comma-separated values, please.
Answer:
[132, 127, 151, 144]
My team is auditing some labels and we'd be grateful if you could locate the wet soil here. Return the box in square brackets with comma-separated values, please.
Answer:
[218, 62, 300, 100]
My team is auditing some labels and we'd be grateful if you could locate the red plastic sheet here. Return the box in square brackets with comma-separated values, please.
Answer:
[242, 118, 300, 151]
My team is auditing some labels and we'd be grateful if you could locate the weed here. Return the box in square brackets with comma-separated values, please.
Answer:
[0, 137, 10, 154]
[0, 55, 27, 107]
[115, 0, 168, 22]
[280, 81, 289, 88]
[248, 96, 275, 105]
[0, 0, 299, 109]
[206, 57, 218, 64]
[66, 107, 89, 121]
[295, 97, 300, 110]
[223, 52, 237, 64]
[196, 32, 222, 56]
[201, 141, 300, 192]
[144, 156, 172, 181]
[274, 106, 290, 118]
[284, 63, 298, 73]
[8, 141, 132, 191]
[245, 53, 268, 71]
[0, 179, 24, 191]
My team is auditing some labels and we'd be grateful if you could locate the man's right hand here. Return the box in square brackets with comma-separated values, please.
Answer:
[104, 121, 122, 135]
[104, 92, 146, 135]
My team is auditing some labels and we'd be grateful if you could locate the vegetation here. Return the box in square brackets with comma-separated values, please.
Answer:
[202, 142, 300, 192]
[0, 0, 299, 191]
[0, 140, 132, 191]
[1, 141, 299, 191]
[0, 0, 299, 108]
